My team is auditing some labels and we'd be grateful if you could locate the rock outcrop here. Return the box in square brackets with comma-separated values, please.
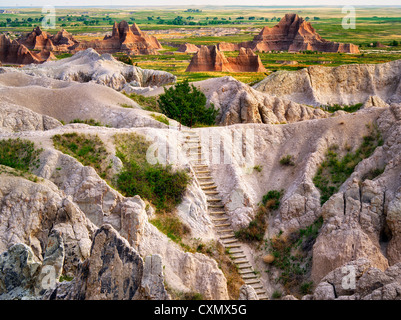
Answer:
[186, 46, 266, 73]
[75, 21, 162, 55]
[17, 26, 79, 52]
[0, 34, 53, 65]
[191, 76, 328, 125]
[253, 59, 401, 106]
[0, 66, 167, 128]
[217, 14, 360, 54]
[13, 48, 176, 93]
[177, 43, 200, 53]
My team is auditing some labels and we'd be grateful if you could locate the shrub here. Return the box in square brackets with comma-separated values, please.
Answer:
[114, 133, 190, 213]
[262, 190, 283, 210]
[279, 155, 295, 166]
[313, 124, 383, 205]
[52, 133, 112, 179]
[0, 138, 42, 172]
[158, 79, 218, 127]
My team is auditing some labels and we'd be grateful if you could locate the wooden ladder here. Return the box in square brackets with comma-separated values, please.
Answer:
[182, 129, 269, 300]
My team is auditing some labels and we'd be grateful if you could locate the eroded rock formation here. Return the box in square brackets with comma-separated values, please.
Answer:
[17, 26, 79, 52]
[217, 14, 360, 54]
[253, 59, 401, 106]
[0, 34, 54, 65]
[186, 46, 266, 73]
[75, 21, 162, 55]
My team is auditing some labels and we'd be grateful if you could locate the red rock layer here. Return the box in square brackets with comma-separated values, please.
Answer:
[0, 34, 54, 64]
[74, 21, 162, 55]
[186, 45, 266, 73]
[18, 26, 79, 52]
[218, 14, 360, 54]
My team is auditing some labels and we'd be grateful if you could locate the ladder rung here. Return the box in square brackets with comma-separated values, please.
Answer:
[222, 239, 238, 244]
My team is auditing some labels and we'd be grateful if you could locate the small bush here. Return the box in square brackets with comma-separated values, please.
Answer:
[272, 290, 282, 299]
[158, 79, 218, 127]
[279, 155, 295, 166]
[313, 124, 383, 205]
[262, 190, 283, 210]
[125, 92, 160, 112]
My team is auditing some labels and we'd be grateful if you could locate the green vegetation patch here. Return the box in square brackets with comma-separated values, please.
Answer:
[114, 133, 190, 213]
[235, 189, 283, 242]
[124, 92, 161, 113]
[70, 118, 110, 127]
[158, 79, 218, 127]
[320, 103, 363, 113]
[0, 138, 42, 172]
[313, 123, 383, 205]
[52, 132, 113, 179]
[266, 216, 323, 296]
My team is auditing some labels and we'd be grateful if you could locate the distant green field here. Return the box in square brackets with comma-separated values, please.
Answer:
[1, 6, 401, 84]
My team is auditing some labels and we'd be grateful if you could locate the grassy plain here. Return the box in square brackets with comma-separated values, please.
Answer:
[1, 6, 401, 83]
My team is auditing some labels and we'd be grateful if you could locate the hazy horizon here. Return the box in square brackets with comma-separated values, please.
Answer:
[1, 1, 401, 8]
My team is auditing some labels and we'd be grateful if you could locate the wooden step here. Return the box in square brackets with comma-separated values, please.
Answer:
[210, 210, 225, 214]
[239, 270, 254, 275]
[208, 204, 224, 208]
[197, 176, 213, 180]
[201, 185, 217, 190]
[204, 191, 219, 195]
[195, 170, 211, 173]
[207, 198, 222, 203]
[214, 223, 231, 228]
[210, 211, 225, 215]
[231, 254, 246, 259]
[212, 217, 229, 222]
[245, 279, 260, 285]
[220, 234, 235, 240]
[222, 239, 238, 245]
[216, 228, 233, 233]
[234, 260, 249, 264]
[242, 275, 258, 280]
[250, 284, 263, 290]
[237, 264, 252, 269]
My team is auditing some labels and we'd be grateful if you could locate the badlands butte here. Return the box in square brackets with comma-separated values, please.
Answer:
[1, 9, 401, 302]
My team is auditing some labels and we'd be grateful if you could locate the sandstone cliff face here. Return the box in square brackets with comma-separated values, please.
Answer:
[192, 76, 328, 125]
[217, 13, 360, 54]
[75, 21, 162, 55]
[17, 26, 79, 52]
[253, 59, 401, 107]
[186, 46, 266, 73]
[0, 34, 52, 65]
[12, 48, 176, 93]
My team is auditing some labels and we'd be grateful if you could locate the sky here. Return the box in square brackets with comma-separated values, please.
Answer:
[1, 0, 401, 7]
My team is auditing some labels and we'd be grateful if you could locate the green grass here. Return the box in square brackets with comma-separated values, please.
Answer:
[235, 190, 283, 242]
[113, 133, 190, 213]
[313, 123, 383, 205]
[52, 132, 113, 180]
[124, 92, 161, 112]
[266, 216, 323, 296]
[320, 103, 364, 113]
[0, 138, 42, 172]
[150, 113, 170, 125]
[70, 118, 110, 127]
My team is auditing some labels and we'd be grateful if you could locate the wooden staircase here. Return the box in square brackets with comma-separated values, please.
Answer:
[182, 129, 268, 300]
